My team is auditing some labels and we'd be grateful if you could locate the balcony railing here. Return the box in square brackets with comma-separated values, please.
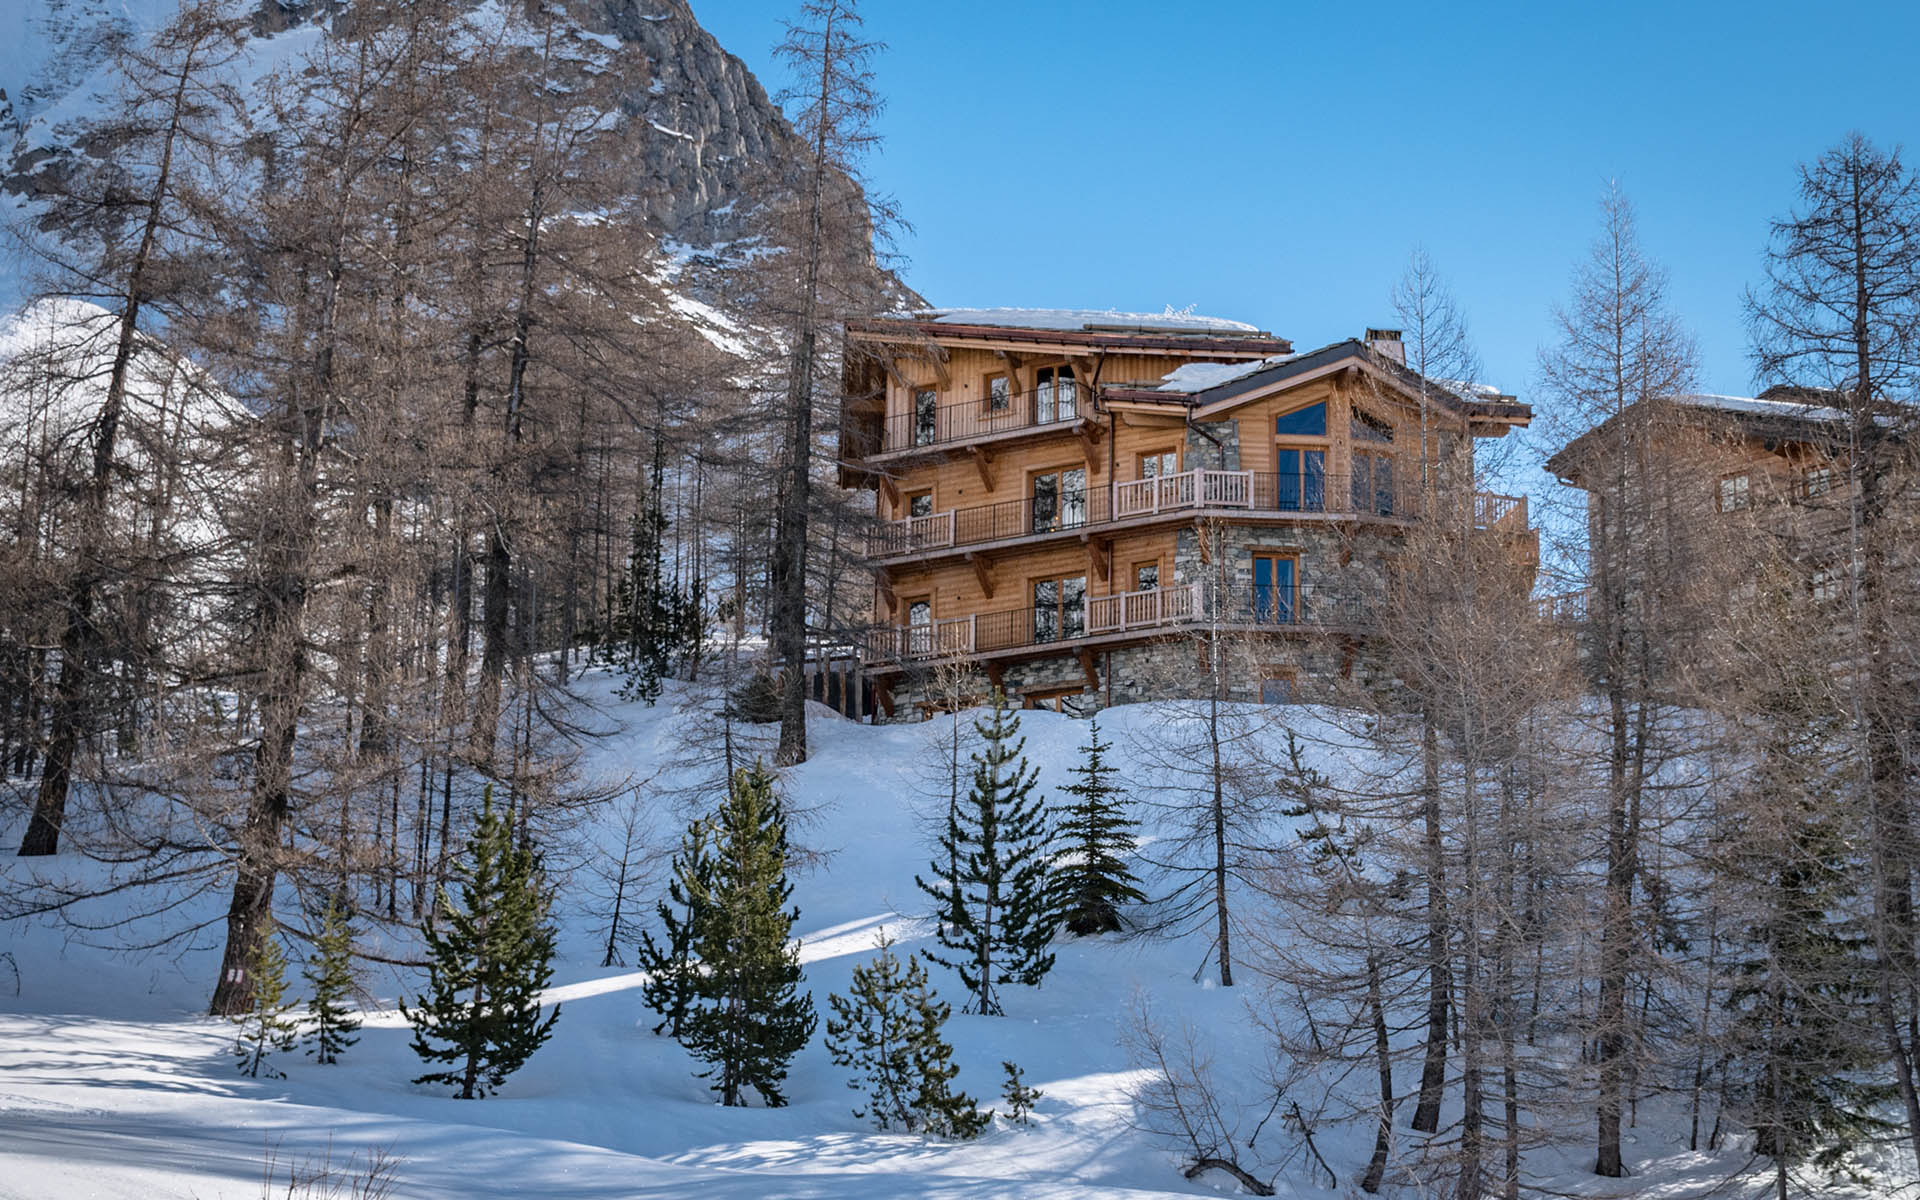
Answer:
[877, 384, 1094, 454]
[865, 582, 1371, 665]
[869, 469, 1422, 559]
[1474, 491, 1528, 531]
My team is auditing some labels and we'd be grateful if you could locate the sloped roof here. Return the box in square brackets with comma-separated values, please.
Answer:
[912, 306, 1266, 335]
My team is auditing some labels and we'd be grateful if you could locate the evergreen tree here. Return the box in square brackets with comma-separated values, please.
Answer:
[1000, 1060, 1041, 1127]
[601, 440, 700, 704]
[1720, 703, 1890, 1182]
[232, 918, 299, 1079]
[404, 787, 561, 1099]
[905, 965, 989, 1140]
[825, 930, 921, 1131]
[915, 690, 1058, 1015]
[638, 811, 717, 1037]
[1054, 719, 1144, 936]
[303, 900, 360, 1065]
[678, 762, 817, 1106]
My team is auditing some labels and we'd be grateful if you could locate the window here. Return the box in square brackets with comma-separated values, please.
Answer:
[1024, 686, 1082, 713]
[1134, 561, 1160, 592]
[1352, 450, 1395, 516]
[1250, 553, 1297, 624]
[1802, 465, 1834, 498]
[1276, 447, 1326, 511]
[1274, 402, 1328, 438]
[987, 373, 1011, 413]
[905, 597, 932, 654]
[1035, 365, 1077, 423]
[1139, 449, 1179, 479]
[1032, 574, 1087, 642]
[1719, 472, 1750, 512]
[907, 491, 933, 518]
[1031, 467, 1088, 532]
[1259, 669, 1297, 705]
[912, 388, 939, 446]
[1812, 565, 1842, 603]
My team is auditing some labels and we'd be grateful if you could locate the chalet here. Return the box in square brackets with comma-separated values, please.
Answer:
[1546, 389, 1861, 611]
[838, 308, 1535, 719]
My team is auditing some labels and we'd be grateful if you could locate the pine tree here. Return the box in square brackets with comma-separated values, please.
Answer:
[825, 930, 921, 1130]
[905, 966, 989, 1139]
[915, 690, 1058, 1015]
[232, 919, 298, 1079]
[1054, 719, 1144, 936]
[1000, 1060, 1041, 1127]
[678, 762, 817, 1106]
[404, 787, 561, 1099]
[601, 439, 700, 705]
[303, 900, 360, 1065]
[1720, 701, 1891, 1182]
[638, 811, 717, 1037]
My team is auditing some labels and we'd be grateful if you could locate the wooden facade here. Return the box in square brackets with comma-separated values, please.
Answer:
[839, 311, 1535, 718]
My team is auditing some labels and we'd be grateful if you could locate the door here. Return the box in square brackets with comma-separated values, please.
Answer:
[1251, 554, 1296, 624]
[1032, 574, 1087, 643]
[912, 388, 938, 446]
[1275, 447, 1325, 512]
[1031, 467, 1088, 532]
[1035, 365, 1076, 424]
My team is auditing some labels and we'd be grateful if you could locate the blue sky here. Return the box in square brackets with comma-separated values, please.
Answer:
[697, 0, 1918, 407]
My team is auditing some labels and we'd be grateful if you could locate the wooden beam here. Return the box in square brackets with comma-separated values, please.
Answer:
[879, 357, 910, 392]
[878, 474, 900, 508]
[875, 677, 895, 719]
[996, 350, 1027, 396]
[966, 552, 996, 601]
[969, 444, 996, 492]
[986, 661, 1004, 691]
[1086, 538, 1108, 583]
[1077, 648, 1099, 690]
[1079, 422, 1101, 472]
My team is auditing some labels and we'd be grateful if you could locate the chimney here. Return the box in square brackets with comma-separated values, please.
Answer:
[1365, 328, 1405, 365]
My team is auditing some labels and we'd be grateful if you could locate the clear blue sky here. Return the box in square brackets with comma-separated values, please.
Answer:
[696, 0, 1920, 406]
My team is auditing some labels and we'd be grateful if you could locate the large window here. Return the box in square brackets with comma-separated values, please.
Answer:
[1035, 365, 1077, 423]
[1031, 467, 1088, 532]
[1276, 447, 1326, 511]
[1274, 401, 1327, 437]
[1250, 553, 1297, 624]
[1350, 411, 1395, 515]
[912, 388, 938, 446]
[1032, 574, 1087, 643]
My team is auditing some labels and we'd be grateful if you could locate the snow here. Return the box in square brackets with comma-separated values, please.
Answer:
[1154, 354, 1299, 394]
[1670, 391, 1850, 423]
[913, 308, 1265, 335]
[0, 676, 1911, 1199]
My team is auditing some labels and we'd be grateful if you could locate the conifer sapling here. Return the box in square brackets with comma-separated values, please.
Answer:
[232, 919, 298, 1079]
[1000, 1060, 1042, 1127]
[1055, 719, 1145, 936]
[825, 929, 921, 1131]
[304, 899, 361, 1064]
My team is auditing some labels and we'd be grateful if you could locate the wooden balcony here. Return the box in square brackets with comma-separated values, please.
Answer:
[865, 384, 1096, 459]
[868, 469, 1419, 563]
[864, 582, 1371, 669]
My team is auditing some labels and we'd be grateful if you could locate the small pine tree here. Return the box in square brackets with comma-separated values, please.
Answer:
[404, 787, 561, 1099]
[1054, 719, 1144, 936]
[232, 919, 298, 1079]
[1000, 1060, 1041, 1127]
[637, 813, 717, 1037]
[303, 900, 361, 1065]
[915, 689, 1058, 1015]
[678, 762, 817, 1106]
[825, 930, 921, 1131]
[906, 967, 989, 1139]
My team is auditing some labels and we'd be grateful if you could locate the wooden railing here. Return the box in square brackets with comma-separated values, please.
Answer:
[1112, 469, 1253, 517]
[1087, 581, 1203, 633]
[878, 384, 1094, 453]
[1474, 491, 1528, 531]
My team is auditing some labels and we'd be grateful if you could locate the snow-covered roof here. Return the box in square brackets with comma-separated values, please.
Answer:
[1155, 354, 1300, 394]
[1668, 392, 1848, 423]
[911, 307, 1265, 335]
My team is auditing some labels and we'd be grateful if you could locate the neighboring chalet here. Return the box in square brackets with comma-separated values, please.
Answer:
[1546, 389, 1860, 612]
[838, 308, 1535, 719]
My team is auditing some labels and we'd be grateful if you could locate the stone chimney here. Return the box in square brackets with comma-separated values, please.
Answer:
[1365, 328, 1405, 365]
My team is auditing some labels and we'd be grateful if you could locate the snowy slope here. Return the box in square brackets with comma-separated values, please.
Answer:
[0, 674, 1911, 1199]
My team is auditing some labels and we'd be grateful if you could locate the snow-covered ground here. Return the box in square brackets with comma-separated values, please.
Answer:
[0, 674, 1908, 1198]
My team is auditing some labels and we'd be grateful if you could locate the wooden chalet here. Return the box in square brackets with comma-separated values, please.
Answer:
[839, 308, 1535, 718]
